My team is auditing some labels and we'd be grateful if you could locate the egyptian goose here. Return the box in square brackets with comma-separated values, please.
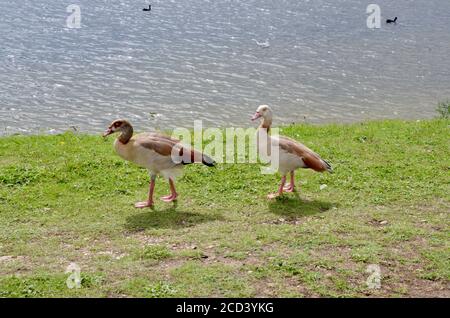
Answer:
[386, 17, 397, 24]
[143, 5, 151, 11]
[251, 105, 332, 199]
[103, 119, 215, 208]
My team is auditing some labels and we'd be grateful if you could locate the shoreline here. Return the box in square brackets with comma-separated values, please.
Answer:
[0, 116, 442, 138]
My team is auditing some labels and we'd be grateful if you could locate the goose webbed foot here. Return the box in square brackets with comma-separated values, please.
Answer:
[267, 192, 281, 199]
[268, 175, 287, 199]
[161, 178, 178, 202]
[283, 183, 295, 192]
[134, 201, 154, 208]
[160, 193, 178, 202]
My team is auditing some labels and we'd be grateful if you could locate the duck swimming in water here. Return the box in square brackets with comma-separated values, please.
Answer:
[386, 17, 397, 24]
[143, 5, 151, 11]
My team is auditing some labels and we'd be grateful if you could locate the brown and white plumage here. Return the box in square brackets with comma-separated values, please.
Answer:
[252, 105, 332, 198]
[103, 119, 214, 207]
[277, 135, 332, 174]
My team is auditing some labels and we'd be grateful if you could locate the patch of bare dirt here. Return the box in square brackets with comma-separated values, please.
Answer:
[126, 232, 166, 246]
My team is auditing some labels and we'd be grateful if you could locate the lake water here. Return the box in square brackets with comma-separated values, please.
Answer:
[1, 0, 449, 135]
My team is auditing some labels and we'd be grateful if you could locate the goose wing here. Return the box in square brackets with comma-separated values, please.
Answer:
[278, 136, 332, 172]
[135, 133, 214, 166]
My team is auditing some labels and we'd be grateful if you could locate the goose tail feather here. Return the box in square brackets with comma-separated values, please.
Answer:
[202, 154, 216, 167]
[322, 159, 333, 173]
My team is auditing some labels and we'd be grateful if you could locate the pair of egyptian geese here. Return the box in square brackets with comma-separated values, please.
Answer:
[103, 105, 332, 208]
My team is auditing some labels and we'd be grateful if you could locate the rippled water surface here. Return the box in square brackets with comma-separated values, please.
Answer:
[1, 0, 449, 134]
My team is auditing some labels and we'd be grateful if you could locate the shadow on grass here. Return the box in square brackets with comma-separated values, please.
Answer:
[125, 205, 224, 231]
[268, 192, 335, 217]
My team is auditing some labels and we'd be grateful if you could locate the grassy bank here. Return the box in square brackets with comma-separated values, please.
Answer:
[0, 119, 448, 297]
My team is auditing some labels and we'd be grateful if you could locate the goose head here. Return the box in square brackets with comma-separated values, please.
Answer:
[103, 119, 133, 142]
[251, 105, 273, 123]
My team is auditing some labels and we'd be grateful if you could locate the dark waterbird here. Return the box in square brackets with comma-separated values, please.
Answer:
[142, 5, 151, 12]
[386, 17, 397, 24]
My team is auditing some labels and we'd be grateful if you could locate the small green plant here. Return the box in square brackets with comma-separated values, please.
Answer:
[436, 100, 450, 119]
[0, 165, 43, 186]
[144, 281, 178, 298]
[134, 245, 172, 261]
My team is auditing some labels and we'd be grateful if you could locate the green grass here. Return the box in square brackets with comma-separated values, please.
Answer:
[0, 119, 449, 298]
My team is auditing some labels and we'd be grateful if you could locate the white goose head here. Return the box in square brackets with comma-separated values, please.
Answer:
[251, 105, 273, 128]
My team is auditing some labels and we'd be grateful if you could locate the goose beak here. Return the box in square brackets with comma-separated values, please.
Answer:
[251, 112, 262, 121]
[102, 128, 113, 137]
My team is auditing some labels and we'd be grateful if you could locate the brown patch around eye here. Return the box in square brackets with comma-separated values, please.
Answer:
[114, 122, 121, 128]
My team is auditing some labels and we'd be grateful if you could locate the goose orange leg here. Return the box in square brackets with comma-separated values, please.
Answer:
[135, 174, 156, 208]
[161, 177, 178, 202]
[268, 175, 286, 199]
[283, 171, 295, 192]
